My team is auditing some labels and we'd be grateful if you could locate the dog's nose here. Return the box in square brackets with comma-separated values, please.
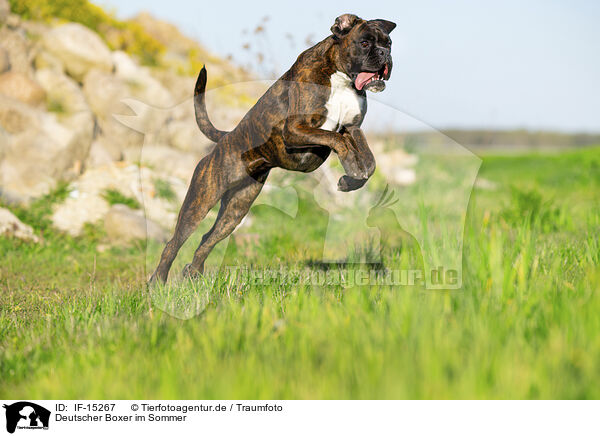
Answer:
[376, 47, 390, 58]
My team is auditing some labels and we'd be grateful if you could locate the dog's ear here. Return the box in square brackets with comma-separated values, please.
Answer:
[331, 14, 361, 38]
[368, 19, 396, 34]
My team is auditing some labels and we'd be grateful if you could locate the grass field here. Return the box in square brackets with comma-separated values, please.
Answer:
[1, 146, 599, 399]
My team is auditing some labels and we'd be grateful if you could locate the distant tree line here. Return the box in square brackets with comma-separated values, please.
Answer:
[376, 129, 600, 149]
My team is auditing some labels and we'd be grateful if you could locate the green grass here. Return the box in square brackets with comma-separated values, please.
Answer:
[153, 178, 177, 203]
[0, 147, 599, 399]
[101, 189, 141, 210]
[4, 181, 72, 236]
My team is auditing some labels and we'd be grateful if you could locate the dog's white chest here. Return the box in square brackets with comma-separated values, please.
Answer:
[322, 72, 366, 132]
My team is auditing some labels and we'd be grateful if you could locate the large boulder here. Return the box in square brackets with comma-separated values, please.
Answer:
[0, 0, 9, 24]
[164, 118, 213, 154]
[0, 95, 90, 201]
[0, 207, 40, 243]
[0, 71, 46, 106]
[0, 27, 33, 76]
[151, 69, 195, 102]
[85, 137, 122, 169]
[140, 144, 197, 182]
[41, 23, 113, 81]
[111, 51, 173, 107]
[35, 68, 89, 114]
[51, 163, 185, 235]
[35, 68, 94, 156]
[104, 204, 167, 243]
[0, 47, 9, 74]
[0, 125, 7, 161]
[83, 59, 173, 153]
[83, 68, 143, 150]
[33, 50, 64, 73]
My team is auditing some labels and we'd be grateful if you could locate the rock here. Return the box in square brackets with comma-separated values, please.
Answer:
[33, 50, 64, 73]
[0, 95, 90, 201]
[376, 148, 418, 187]
[83, 68, 128, 116]
[131, 12, 251, 86]
[104, 204, 167, 243]
[83, 63, 174, 154]
[0, 94, 36, 133]
[51, 163, 184, 235]
[83, 68, 144, 150]
[111, 51, 140, 79]
[41, 23, 113, 81]
[0, 0, 9, 24]
[20, 20, 51, 41]
[0, 47, 9, 74]
[133, 12, 198, 55]
[0, 207, 40, 243]
[122, 96, 213, 155]
[35, 68, 94, 157]
[390, 168, 417, 186]
[51, 164, 137, 235]
[0, 27, 33, 76]
[0, 125, 7, 161]
[165, 118, 213, 153]
[35, 68, 89, 114]
[0, 72, 46, 106]
[151, 69, 195, 102]
[112, 51, 173, 107]
[140, 144, 197, 182]
[85, 138, 121, 168]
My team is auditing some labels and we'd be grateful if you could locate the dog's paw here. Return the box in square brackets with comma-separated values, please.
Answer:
[147, 272, 163, 287]
[338, 175, 367, 192]
[182, 263, 203, 280]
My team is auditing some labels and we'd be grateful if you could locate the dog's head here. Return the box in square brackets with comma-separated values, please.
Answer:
[331, 14, 396, 92]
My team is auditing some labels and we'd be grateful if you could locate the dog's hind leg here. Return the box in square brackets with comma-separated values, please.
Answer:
[149, 150, 232, 284]
[182, 173, 267, 278]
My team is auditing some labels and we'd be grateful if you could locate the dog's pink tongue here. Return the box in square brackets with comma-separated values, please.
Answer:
[355, 72, 376, 90]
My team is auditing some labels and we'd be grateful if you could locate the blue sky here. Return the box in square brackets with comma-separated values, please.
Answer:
[96, 0, 600, 132]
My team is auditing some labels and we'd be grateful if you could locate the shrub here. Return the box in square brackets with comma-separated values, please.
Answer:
[500, 186, 561, 231]
[8, 0, 165, 66]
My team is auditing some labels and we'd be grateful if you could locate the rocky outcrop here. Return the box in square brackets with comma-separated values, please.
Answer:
[0, 207, 40, 242]
[85, 138, 121, 168]
[35, 68, 94, 163]
[104, 204, 167, 243]
[0, 6, 249, 242]
[51, 163, 186, 236]
[0, 0, 9, 24]
[0, 95, 91, 201]
[0, 48, 9, 74]
[140, 145, 198, 182]
[0, 27, 32, 76]
[0, 71, 45, 105]
[41, 23, 113, 81]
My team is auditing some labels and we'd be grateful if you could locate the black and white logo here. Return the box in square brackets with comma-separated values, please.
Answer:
[3, 402, 50, 434]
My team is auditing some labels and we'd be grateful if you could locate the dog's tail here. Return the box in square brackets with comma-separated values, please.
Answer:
[194, 66, 228, 142]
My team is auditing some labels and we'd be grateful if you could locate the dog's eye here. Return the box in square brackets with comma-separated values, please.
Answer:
[360, 41, 370, 48]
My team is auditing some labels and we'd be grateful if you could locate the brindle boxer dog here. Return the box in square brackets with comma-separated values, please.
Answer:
[149, 13, 395, 283]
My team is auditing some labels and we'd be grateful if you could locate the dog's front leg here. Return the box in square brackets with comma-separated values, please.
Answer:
[283, 84, 370, 181]
[283, 117, 368, 180]
[337, 126, 376, 192]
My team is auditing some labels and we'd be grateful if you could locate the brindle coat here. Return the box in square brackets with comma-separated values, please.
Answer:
[150, 14, 395, 283]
